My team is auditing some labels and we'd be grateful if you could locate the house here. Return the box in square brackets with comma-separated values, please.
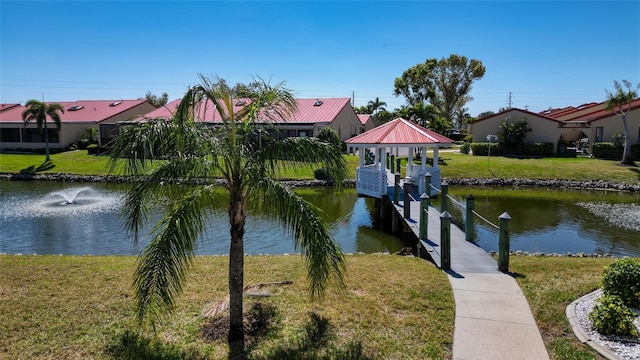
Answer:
[357, 114, 375, 133]
[468, 98, 640, 154]
[136, 97, 363, 142]
[0, 100, 157, 150]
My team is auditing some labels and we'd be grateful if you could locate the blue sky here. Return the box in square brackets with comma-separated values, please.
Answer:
[1, 1, 639, 117]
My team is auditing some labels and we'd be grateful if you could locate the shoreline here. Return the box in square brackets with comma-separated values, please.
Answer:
[2, 172, 639, 192]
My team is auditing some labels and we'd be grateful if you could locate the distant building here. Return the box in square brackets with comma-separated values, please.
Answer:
[468, 98, 640, 154]
[357, 114, 375, 133]
[137, 97, 362, 142]
[0, 100, 156, 150]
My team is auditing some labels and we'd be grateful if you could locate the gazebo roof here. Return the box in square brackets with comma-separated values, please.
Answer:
[345, 117, 453, 146]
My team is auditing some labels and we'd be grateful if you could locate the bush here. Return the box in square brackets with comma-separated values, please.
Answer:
[470, 142, 503, 156]
[632, 144, 640, 160]
[588, 294, 638, 337]
[460, 142, 471, 155]
[522, 142, 554, 157]
[86, 144, 104, 155]
[316, 127, 341, 149]
[601, 257, 640, 308]
[592, 142, 622, 159]
[314, 168, 331, 181]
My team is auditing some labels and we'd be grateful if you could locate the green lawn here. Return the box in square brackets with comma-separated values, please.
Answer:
[0, 254, 453, 360]
[1, 150, 638, 183]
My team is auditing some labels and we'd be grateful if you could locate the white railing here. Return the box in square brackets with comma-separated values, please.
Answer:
[355, 165, 387, 198]
[407, 166, 441, 196]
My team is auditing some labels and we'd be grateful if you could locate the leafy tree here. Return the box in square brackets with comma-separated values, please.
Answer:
[143, 91, 169, 107]
[498, 117, 531, 154]
[21, 100, 64, 162]
[353, 105, 371, 114]
[367, 97, 387, 115]
[372, 109, 395, 126]
[393, 104, 411, 120]
[604, 80, 639, 166]
[477, 111, 495, 119]
[316, 127, 341, 150]
[393, 54, 485, 123]
[408, 102, 439, 128]
[108, 75, 347, 348]
[427, 116, 452, 136]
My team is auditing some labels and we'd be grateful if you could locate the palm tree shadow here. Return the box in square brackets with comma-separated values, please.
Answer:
[630, 167, 640, 182]
[20, 160, 54, 174]
[250, 311, 375, 360]
[106, 329, 209, 360]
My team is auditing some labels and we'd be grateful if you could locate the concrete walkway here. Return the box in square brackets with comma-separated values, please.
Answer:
[392, 199, 549, 359]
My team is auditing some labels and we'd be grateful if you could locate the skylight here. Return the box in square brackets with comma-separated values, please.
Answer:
[235, 100, 246, 106]
[314, 100, 323, 106]
[68, 105, 84, 111]
[109, 101, 122, 107]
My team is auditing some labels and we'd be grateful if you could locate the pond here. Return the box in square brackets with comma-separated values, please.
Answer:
[0, 181, 638, 257]
[0, 181, 403, 256]
[441, 186, 640, 258]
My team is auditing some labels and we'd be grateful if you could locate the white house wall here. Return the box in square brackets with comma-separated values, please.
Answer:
[589, 109, 640, 145]
[330, 104, 364, 141]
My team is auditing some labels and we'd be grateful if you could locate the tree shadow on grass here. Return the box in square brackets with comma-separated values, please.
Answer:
[630, 167, 640, 182]
[106, 329, 209, 360]
[252, 312, 376, 360]
[19, 160, 54, 174]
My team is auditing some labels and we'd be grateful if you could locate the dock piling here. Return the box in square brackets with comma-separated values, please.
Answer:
[498, 212, 511, 272]
[465, 195, 475, 242]
[440, 211, 452, 270]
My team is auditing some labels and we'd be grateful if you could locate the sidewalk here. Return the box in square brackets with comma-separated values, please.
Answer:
[396, 202, 549, 359]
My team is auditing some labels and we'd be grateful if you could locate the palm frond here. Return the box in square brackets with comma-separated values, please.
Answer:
[132, 185, 215, 321]
[249, 178, 345, 298]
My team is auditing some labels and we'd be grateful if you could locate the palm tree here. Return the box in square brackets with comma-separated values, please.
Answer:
[408, 102, 438, 128]
[367, 97, 387, 115]
[604, 80, 638, 166]
[107, 74, 347, 347]
[21, 100, 64, 162]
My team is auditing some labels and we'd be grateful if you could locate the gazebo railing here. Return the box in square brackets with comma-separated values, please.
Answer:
[356, 165, 387, 198]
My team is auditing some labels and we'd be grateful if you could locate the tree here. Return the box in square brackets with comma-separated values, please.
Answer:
[353, 105, 371, 114]
[498, 117, 531, 155]
[21, 100, 64, 162]
[427, 116, 452, 136]
[108, 74, 347, 348]
[372, 109, 395, 126]
[316, 126, 341, 150]
[477, 111, 495, 119]
[367, 97, 387, 115]
[143, 91, 169, 107]
[393, 54, 485, 123]
[408, 102, 439, 128]
[604, 80, 638, 166]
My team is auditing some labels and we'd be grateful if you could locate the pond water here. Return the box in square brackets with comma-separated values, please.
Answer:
[0, 181, 638, 257]
[0, 181, 403, 256]
[440, 187, 640, 258]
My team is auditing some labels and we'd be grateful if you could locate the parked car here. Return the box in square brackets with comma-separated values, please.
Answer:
[447, 129, 462, 141]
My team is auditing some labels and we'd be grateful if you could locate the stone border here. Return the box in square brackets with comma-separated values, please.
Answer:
[566, 290, 620, 360]
[445, 178, 640, 192]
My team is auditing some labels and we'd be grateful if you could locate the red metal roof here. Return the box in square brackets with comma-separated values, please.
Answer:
[0, 104, 20, 113]
[345, 118, 453, 145]
[0, 99, 150, 123]
[357, 114, 372, 125]
[580, 98, 640, 123]
[137, 97, 351, 124]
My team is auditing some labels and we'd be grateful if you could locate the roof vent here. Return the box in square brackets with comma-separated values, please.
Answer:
[235, 100, 246, 106]
[313, 99, 323, 106]
[109, 101, 122, 107]
[68, 105, 84, 111]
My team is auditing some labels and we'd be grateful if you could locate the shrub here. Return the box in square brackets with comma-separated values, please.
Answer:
[86, 144, 103, 155]
[314, 168, 331, 181]
[470, 142, 503, 156]
[588, 294, 638, 337]
[632, 144, 640, 160]
[522, 142, 554, 157]
[316, 127, 341, 149]
[601, 257, 640, 308]
[460, 142, 471, 155]
[592, 142, 622, 159]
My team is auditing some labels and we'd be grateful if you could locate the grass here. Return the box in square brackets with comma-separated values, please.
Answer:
[509, 256, 616, 360]
[0, 151, 360, 180]
[1, 151, 638, 184]
[0, 254, 454, 360]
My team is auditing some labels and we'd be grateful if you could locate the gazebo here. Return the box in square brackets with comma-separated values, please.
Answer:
[345, 118, 454, 198]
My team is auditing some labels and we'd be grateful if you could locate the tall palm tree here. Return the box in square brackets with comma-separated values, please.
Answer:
[367, 97, 387, 115]
[408, 102, 438, 128]
[21, 100, 64, 162]
[604, 80, 638, 166]
[107, 74, 347, 346]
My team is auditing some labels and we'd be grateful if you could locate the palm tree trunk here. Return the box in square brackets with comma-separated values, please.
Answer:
[620, 115, 636, 166]
[43, 121, 51, 162]
[227, 190, 245, 345]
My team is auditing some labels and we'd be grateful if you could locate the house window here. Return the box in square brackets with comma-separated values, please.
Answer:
[21, 128, 59, 143]
[595, 127, 603, 142]
[0, 128, 21, 143]
[299, 131, 307, 138]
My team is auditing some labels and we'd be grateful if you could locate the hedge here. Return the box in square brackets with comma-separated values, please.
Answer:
[522, 142, 554, 157]
[471, 142, 503, 156]
[592, 142, 640, 160]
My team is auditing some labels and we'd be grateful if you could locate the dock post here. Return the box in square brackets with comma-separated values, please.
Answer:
[498, 212, 511, 272]
[390, 154, 395, 171]
[425, 172, 432, 197]
[440, 211, 452, 270]
[403, 182, 411, 219]
[419, 192, 429, 240]
[440, 181, 449, 213]
[396, 161, 401, 175]
[465, 195, 475, 242]
[394, 172, 400, 205]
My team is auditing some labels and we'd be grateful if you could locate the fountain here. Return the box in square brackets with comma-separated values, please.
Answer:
[50, 187, 91, 205]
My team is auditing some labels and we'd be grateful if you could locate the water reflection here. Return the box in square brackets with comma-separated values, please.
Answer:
[0, 182, 403, 256]
[445, 187, 640, 257]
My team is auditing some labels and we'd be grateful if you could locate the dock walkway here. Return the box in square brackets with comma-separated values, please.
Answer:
[391, 192, 549, 359]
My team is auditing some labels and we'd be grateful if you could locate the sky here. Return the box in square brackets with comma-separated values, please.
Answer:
[1, 1, 639, 117]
